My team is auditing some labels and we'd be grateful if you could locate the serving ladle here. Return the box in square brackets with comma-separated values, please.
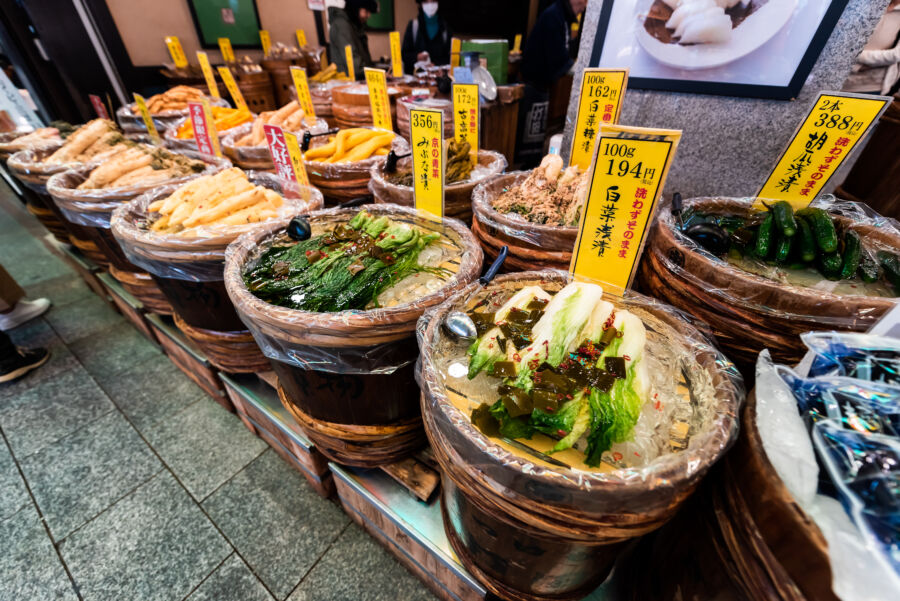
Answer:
[443, 246, 509, 342]
[286, 198, 372, 241]
[301, 128, 340, 152]
[671, 192, 729, 256]
[383, 150, 411, 173]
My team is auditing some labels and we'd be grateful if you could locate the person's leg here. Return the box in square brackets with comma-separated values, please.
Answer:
[0, 329, 49, 383]
[0, 264, 50, 331]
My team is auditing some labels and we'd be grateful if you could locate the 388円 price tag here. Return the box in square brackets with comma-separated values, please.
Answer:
[345, 45, 355, 81]
[218, 37, 235, 63]
[165, 36, 188, 69]
[570, 124, 681, 290]
[132, 93, 160, 144]
[757, 91, 890, 209]
[259, 30, 272, 57]
[290, 66, 316, 118]
[196, 51, 220, 98]
[188, 99, 221, 157]
[389, 31, 402, 78]
[452, 83, 479, 162]
[410, 108, 444, 221]
[570, 68, 628, 170]
[364, 68, 392, 131]
[217, 66, 247, 112]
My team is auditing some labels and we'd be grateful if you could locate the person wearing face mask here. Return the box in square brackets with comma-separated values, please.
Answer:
[401, 0, 452, 73]
[327, 0, 378, 79]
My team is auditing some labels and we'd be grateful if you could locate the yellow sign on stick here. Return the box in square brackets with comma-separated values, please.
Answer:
[410, 108, 444, 221]
[453, 83, 479, 162]
[570, 124, 682, 291]
[450, 38, 461, 67]
[364, 68, 392, 131]
[290, 66, 316, 119]
[218, 37, 235, 63]
[217, 66, 247, 112]
[296, 29, 308, 47]
[165, 36, 188, 69]
[196, 51, 220, 98]
[132, 93, 160, 144]
[512, 34, 522, 53]
[284, 131, 312, 196]
[259, 30, 272, 57]
[389, 31, 403, 78]
[570, 68, 629, 170]
[757, 91, 890, 209]
[345, 45, 355, 81]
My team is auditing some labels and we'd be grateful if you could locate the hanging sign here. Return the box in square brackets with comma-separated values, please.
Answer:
[512, 34, 522, 53]
[165, 36, 189, 69]
[569, 68, 629, 171]
[218, 37, 235, 63]
[188, 99, 221, 157]
[452, 83, 479, 163]
[389, 31, 403, 78]
[196, 52, 220, 98]
[259, 30, 272, 57]
[290, 66, 316, 119]
[264, 125, 309, 199]
[296, 29, 308, 47]
[345, 45, 355, 81]
[89, 95, 109, 120]
[570, 124, 682, 290]
[364, 68, 392, 131]
[132, 93, 160, 144]
[217, 66, 247, 112]
[756, 91, 890, 209]
[410, 108, 444, 221]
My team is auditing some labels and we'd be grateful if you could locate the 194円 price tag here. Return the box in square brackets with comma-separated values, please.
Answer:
[569, 68, 628, 170]
[410, 108, 444, 221]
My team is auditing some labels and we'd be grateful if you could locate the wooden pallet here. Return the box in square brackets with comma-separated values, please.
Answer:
[96, 273, 157, 345]
[220, 373, 334, 498]
[145, 314, 232, 412]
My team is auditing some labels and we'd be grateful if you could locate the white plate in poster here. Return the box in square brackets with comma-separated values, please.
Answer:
[635, 0, 798, 71]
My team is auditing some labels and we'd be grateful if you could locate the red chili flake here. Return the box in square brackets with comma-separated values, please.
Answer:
[391, 235, 396, 239]
[488, 344, 493, 349]
[565, 394, 573, 400]
[654, 400, 662, 411]
[612, 452, 623, 462]
[616, 330, 624, 338]
[527, 347, 533, 352]
[545, 406, 554, 412]
[557, 429, 567, 437]
[634, 452, 641, 457]
[583, 387, 590, 394]
[623, 354, 631, 361]
[528, 359, 539, 370]
[556, 393, 564, 400]
[513, 353, 521, 361]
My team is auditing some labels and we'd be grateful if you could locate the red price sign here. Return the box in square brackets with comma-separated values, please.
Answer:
[188, 101, 221, 157]
[89, 95, 109, 120]
[264, 124, 300, 199]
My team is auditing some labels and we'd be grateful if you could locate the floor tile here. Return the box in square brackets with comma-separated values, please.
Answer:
[21, 411, 162, 540]
[60, 471, 230, 601]
[0, 438, 28, 521]
[2, 238, 72, 287]
[93, 352, 206, 434]
[0, 504, 78, 601]
[25, 273, 94, 308]
[0, 319, 79, 400]
[203, 450, 349, 599]
[287, 523, 435, 601]
[144, 397, 266, 500]
[68, 322, 162, 379]
[186, 554, 274, 601]
[45, 294, 122, 343]
[0, 365, 115, 458]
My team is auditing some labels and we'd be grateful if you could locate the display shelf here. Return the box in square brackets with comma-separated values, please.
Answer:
[219, 373, 334, 497]
[96, 272, 157, 344]
[145, 313, 231, 410]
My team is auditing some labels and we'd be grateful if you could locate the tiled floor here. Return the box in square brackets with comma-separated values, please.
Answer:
[0, 189, 437, 601]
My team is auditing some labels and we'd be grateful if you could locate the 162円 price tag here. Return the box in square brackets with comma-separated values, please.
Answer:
[452, 84, 479, 162]
[410, 108, 444, 221]
[757, 91, 890, 209]
[188, 100, 221, 157]
[570, 68, 628, 170]
[570, 124, 681, 290]
[364, 68, 392, 131]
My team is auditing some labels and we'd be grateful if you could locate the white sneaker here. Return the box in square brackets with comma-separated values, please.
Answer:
[0, 298, 51, 331]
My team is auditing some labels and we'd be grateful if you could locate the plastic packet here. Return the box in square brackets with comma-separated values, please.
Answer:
[46, 150, 231, 229]
[115, 96, 230, 134]
[220, 118, 330, 169]
[803, 331, 900, 384]
[110, 171, 322, 282]
[223, 204, 483, 374]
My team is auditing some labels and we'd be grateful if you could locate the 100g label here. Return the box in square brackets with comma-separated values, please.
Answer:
[602, 142, 646, 179]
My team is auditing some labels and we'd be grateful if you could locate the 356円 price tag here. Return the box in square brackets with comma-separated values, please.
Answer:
[570, 68, 628, 170]
[410, 108, 444, 221]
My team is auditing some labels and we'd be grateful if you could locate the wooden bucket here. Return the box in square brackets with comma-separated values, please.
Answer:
[235, 70, 277, 113]
[418, 270, 743, 600]
[224, 205, 484, 466]
[637, 197, 899, 371]
[369, 150, 507, 224]
[471, 172, 576, 272]
[395, 95, 454, 141]
[261, 58, 304, 107]
[330, 83, 405, 130]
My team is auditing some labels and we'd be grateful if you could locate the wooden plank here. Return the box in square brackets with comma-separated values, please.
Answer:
[380, 456, 440, 503]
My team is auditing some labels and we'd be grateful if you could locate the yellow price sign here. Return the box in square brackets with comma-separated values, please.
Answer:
[290, 66, 316, 119]
[345, 45, 355, 81]
[284, 131, 312, 198]
[570, 124, 682, 291]
[132, 93, 160, 144]
[296, 29, 308, 47]
[570, 68, 629, 170]
[364, 68, 392, 131]
[512, 34, 522, 53]
[452, 83, 479, 162]
[410, 108, 444, 221]
[196, 51, 220, 98]
[389, 31, 403, 78]
[259, 30, 272, 57]
[217, 66, 247, 112]
[757, 91, 890, 210]
[165, 36, 188, 69]
[218, 37, 235, 63]
[450, 38, 461, 67]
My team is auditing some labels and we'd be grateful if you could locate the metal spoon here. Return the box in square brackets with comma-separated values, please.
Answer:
[671, 191, 729, 256]
[443, 246, 508, 342]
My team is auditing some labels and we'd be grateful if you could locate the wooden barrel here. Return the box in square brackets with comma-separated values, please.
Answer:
[221, 117, 329, 170]
[330, 83, 405, 130]
[311, 83, 338, 128]
[637, 197, 900, 372]
[471, 172, 576, 272]
[261, 58, 304, 107]
[396, 95, 454, 140]
[235, 70, 277, 113]
[224, 205, 484, 466]
[23, 193, 70, 243]
[418, 270, 743, 600]
[369, 150, 507, 224]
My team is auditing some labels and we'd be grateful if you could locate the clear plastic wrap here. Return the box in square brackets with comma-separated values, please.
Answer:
[803, 331, 900, 384]
[7, 144, 98, 194]
[110, 171, 322, 282]
[395, 95, 453, 139]
[305, 132, 409, 203]
[416, 269, 743, 524]
[162, 116, 253, 152]
[115, 96, 230, 134]
[0, 128, 61, 160]
[223, 204, 484, 374]
[220, 118, 329, 170]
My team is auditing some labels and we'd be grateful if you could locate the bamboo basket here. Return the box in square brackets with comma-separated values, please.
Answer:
[369, 150, 507, 224]
[330, 83, 406, 130]
[224, 204, 484, 466]
[637, 197, 900, 371]
[221, 117, 329, 170]
[471, 173, 577, 272]
[418, 270, 743, 600]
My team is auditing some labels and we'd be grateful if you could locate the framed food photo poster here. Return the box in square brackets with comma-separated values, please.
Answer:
[188, 0, 263, 48]
[589, 0, 851, 100]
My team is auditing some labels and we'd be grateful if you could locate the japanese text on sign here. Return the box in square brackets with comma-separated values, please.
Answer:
[133, 93, 160, 144]
[89, 95, 109, 120]
[570, 124, 681, 291]
[284, 131, 311, 194]
[570, 68, 628, 170]
[290, 66, 316, 119]
[165, 36, 188, 69]
[188, 100, 221, 157]
[364, 68, 392, 131]
[757, 91, 890, 209]
[217, 66, 247, 112]
[452, 83, 479, 163]
[389, 32, 403, 78]
[218, 37, 235, 63]
[345, 45, 355, 81]
[264, 125, 308, 200]
[196, 51, 220, 98]
[260, 30, 271, 57]
[410, 109, 444, 221]
[296, 29, 308, 47]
